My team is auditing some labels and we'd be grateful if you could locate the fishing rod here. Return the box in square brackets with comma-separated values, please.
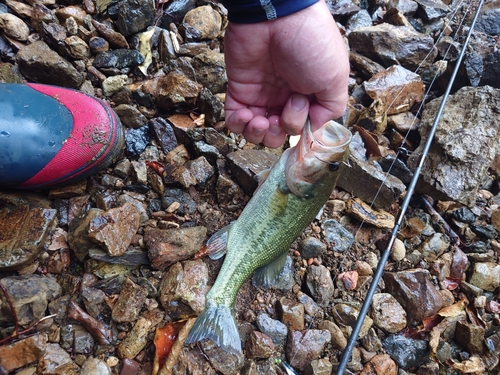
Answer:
[335, 0, 486, 373]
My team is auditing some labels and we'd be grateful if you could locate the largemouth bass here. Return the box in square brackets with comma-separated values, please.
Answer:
[185, 118, 352, 354]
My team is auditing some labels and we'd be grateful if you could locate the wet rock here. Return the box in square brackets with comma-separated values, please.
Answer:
[347, 9, 372, 32]
[0, 333, 47, 373]
[407, 86, 500, 206]
[115, 104, 148, 129]
[125, 125, 151, 156]
[300, 236, 327, 259]
[159, 0, 196, 27]
[149, 117, 178, 153]
[159, 259, 207, 319]
[40, 22, 67, 56]
[468, 262, 500, 291]
[227, 149, 279, 195]
[419, 233, 449, 262]
[348, 23, 437, 70]
[0, 275, 61, 326]
[157, 70, 202, 111]
[116, 0, 154, 37]
[360, 354, 397, 375]
[364, 65, 425, 115]
[304, 358, 332, 375]
[306, 264, 334, 307]
[185, 156, 215, 186]
[332, 303, 373, 338]
[89, 36, 109, 54]
[346, 197, 396, 229]
[182, 5, 222, 40]
[245, 331, 274, 359]
[111, 278, 147, 323]
[161, 187, 197, 215]
[322, 219, 354, 252]
[17, 40, 83, 88]
[87, 203, 141, 257]
[61, 324, 94, 354]
[145, 226, 207, 270]
[0, 193, 57, 270]
[369, 293, 407, 333]
[65, 35, 90, 59]
[117, 194, 148, 225]
[476, 0, 500, 36]
[37, 342, 79, 374]
[285, 329, 331, 371]
[337, 134, 406, 211]
[0, 13, 29, 41]
[92, 19, 129, 49]
[197, 87, 224, 126]
[382, 335, 429, 369]
[102, 74, 128, 96]
[191, 51, 227, 94]
[117, 317, 152, 359]
[277, 297, 304, 331]
[80, 357, 111, 375]
[383, 269, 443, 326]
[455, 321, 485, 354]
[414, 0, 449, 20]
[317, 319, 347, 350]
[256, 313, 288, 346]
[361, 328, 382, 352]
[470, 222, 497, 239]
[349, 51, 385, 79]
[55, 5, 87, 25]
[93, 49, 145, 69]
[200, 340, 244, 375]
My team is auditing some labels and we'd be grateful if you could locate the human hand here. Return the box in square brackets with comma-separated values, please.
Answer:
[223, 0, 349, 148]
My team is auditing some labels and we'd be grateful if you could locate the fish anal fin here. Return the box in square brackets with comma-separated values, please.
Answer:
[252, 252, 289, 289]
[194, 222, 233, 260]
[184, 300, 242, 355]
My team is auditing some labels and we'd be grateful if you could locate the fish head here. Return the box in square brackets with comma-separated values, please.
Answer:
[285, 118, 351, 198]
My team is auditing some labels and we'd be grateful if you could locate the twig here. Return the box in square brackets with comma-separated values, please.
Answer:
[421, 194, 460, 245]
[67, 300, 112, 345]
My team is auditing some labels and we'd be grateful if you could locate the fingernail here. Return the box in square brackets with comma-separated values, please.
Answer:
[268, 124, 283, 136]
[291, 94, 307, 111]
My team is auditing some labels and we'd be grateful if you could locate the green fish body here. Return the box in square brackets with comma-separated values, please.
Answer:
[185, 119, 352, 354]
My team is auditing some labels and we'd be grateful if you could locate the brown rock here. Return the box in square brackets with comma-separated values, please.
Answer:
[0, 193, 57, 270]
[117, 317, 152, 359]
[91, 19, 129, 49]
[88, 203, 141, 257]
[383, 269, 444, 325]
[0, 333, 47, 372]
[364, 65, 425, 115]
[360, 354, 397, 375]
[55, 5, 87, 25]
[277, 297, 305, 331]
[285, 330, 331, 371]
[159, 260, 208, 319]
[157, 71, 202, 111]
[183, 5, 222, 40]
[68, 208, 104, 261]
[5, 0, 34, 19]
[245, 331, 274, 360]
[455, 321, 485, 353]
[0, 13, 29, 41]
[111, 278, 147, 323]
[145, 226, 207, 270]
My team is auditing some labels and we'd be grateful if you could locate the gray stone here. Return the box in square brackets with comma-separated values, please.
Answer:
[476, 0, 500, 36]
[369, 293, 407, 333]
[116, 0, 154, 36]
[17, 40, 83, 88]
[407, 86, 500, 206]
[256, 313, 288, 346]
[468, 262, 500, 291]
[306, 265, 334, 307]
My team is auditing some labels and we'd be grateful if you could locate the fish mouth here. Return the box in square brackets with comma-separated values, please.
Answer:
[309, 120, 352, 156]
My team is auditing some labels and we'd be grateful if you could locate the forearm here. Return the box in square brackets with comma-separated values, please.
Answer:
[220, 0, 319, 22]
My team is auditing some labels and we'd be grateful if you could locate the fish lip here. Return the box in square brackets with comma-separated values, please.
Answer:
[310, 120, 352, 153]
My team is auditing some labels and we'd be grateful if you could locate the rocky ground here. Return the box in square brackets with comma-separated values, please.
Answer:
[1, 0, 500, 374]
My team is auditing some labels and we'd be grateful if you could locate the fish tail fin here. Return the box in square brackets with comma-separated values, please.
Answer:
[184, 300, 242, 354]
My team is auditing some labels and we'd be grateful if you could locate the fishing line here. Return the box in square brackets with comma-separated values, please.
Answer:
[337, 0, 471, 274]
[336, 0, 485, 373]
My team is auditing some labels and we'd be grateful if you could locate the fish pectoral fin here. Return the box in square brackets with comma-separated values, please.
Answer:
[252, 252, 289, 289]
[196, 222, 233, 260]
[253, 168, 271, 194]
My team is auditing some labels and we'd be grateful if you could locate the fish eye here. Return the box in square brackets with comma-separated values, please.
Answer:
[328, 162, 340, 172]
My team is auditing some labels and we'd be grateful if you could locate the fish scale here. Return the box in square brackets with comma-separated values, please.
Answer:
[185, 118, 352, 354]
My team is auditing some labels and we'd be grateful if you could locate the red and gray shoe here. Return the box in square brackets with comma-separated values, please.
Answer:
[0, 83, 124, 189]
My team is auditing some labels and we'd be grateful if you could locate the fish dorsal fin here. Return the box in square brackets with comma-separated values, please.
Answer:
[205, 222, 234, 260]
[252, 252, 289, 288]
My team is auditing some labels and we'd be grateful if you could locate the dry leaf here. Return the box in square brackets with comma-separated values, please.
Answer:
[352, 124, 382, 158]
[450, 246, 468, 279]
[152, 319, 196, 375]
[137, 28, 154, 76]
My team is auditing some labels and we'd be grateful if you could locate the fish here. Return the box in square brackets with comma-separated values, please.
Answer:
[184, 118, 352, 354]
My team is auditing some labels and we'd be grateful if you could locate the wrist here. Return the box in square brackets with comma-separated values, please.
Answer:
[220, 0, 319, 23]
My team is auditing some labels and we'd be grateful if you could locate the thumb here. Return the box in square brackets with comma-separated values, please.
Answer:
[280, 93, 310, 135]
